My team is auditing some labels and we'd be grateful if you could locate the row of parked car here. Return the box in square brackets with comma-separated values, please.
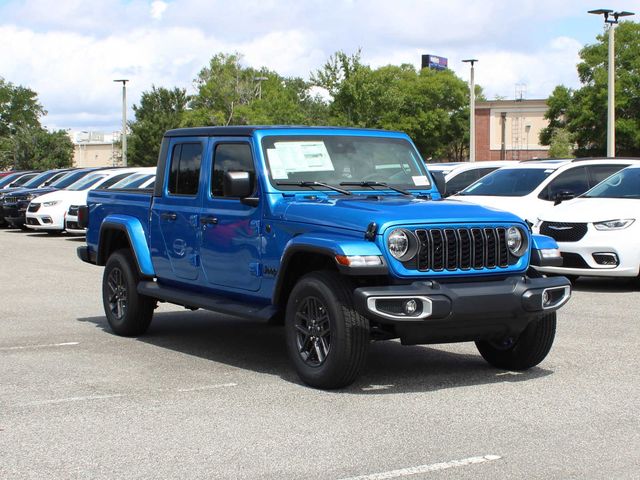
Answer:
[430, 157, 639, 281]
[0, 166, 156, 234]
[2, 155, 638, 282]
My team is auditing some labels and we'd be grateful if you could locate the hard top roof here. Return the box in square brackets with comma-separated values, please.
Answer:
[164, 125, 402, 137]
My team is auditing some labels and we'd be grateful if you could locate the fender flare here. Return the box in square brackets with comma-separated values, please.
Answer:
[272, 233, 386, 305]
[97, 215, 155, 277]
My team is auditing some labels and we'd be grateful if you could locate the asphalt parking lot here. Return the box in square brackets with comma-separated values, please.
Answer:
[1, 229, 639, 480]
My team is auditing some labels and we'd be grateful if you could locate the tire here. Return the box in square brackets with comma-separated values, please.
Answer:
[102, 249, 155, 337]
[285, 271, 370, 389]
[476, 312, 556, 370]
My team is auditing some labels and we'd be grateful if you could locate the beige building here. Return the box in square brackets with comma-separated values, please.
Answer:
[475, 99, 550, 161]
[71, 131, 123, 168]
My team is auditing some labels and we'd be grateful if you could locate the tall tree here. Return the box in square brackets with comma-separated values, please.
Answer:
[0, 78, 45, 137]
[11, 127, 74, 170]
[541, 21, 640, 156]
[128, 86, 189, 166]
[312, 52, 477, 160]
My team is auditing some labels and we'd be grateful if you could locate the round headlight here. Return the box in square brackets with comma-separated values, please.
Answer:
[507, 226, 524, 256]
[388, 229, 409, 260]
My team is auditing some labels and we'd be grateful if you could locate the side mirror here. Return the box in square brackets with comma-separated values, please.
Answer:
[554, 190, 575, 206]
[223, 171, 258, 206]
[431, 171, 447, 196]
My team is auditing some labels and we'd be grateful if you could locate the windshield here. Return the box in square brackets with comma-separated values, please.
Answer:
[21, 170, 62, 188]
[110, 173, 155, 189]
[0, 173, 24, 188]
[262, 136, 431, 191]
[9, 172, 39, 187]
[50, 170, 93, 189]
[459, 168, 553, 196]
[584, 168, 640, 199]
[67, 173, 107, 191]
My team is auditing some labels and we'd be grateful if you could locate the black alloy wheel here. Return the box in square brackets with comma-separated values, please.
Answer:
[294, 296, 331, 367]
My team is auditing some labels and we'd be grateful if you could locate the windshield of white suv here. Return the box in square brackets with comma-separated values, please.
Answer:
[262, 136, 431, 191]
[50, 170, 93, 189]
[583, 168, 640, 199]
[67, 173, 107, 191]
[459, 168, 554, 196]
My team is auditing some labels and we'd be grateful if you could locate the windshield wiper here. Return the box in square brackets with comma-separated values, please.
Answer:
[339, 181, 413, 196]
[276, 180, 352, 195]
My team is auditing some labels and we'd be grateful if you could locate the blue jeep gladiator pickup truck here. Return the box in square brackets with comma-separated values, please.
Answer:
[78, 126, 571, 388]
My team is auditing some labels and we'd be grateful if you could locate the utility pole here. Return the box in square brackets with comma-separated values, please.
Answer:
[588, 9, 634, 157]
[462, 59, 478, 162]
[113, 79, 129, 166]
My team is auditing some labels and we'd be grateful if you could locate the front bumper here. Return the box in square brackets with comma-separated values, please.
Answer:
[2, 202, 28, 226]
[354, 275, 571, 344]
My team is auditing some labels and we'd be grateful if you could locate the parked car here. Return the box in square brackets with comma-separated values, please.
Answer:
[427, 161, 517, 196]
[453, 158, 639, 224]
[0, 171, 41, 227]
[78, 126, 570, 389]
[1, 168, 100, 228]
[25, 168, 143, 233]
[533, 165, 640, 279]
[65, 168, 156, 234]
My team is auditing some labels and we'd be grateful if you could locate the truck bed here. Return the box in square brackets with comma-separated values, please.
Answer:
[85, 188, 154, 248]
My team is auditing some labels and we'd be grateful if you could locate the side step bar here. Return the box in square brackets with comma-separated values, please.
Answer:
[137, 281, 278, 322]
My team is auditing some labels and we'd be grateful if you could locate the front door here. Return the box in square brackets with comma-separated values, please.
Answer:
[150, 138, 205, 282]
[199, 140, 262, 292]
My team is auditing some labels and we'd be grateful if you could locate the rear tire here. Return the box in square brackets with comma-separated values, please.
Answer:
[476, 312, 556, 370]
[102, 249, 155, 336]
[285, 271, 370, 389]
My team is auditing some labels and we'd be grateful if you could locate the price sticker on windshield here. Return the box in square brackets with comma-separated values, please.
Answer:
[412, 175, 430, 186]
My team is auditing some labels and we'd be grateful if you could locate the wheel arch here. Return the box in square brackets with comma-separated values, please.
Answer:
[97, 216, 155, 278]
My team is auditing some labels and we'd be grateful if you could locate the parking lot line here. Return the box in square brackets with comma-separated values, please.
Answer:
[175, 383, 238, 392]
[0, 341, 79, 351]
[21, 394, 126, 406]
[338, 455, 502, 480]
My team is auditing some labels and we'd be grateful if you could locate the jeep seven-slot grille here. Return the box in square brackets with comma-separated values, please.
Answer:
[414, 227, 511, 271]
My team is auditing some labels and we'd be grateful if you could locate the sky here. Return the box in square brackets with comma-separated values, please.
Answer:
[0, 0, 636, 133]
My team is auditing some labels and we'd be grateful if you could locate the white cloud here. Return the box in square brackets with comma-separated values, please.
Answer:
[150, 1, 168, 20]
[0, 0, 615, 131]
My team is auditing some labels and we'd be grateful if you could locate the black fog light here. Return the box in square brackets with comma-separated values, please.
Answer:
[592, 253, 619, 266]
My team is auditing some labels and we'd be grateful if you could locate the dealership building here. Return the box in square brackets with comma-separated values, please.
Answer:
[70, 131, 123, 168]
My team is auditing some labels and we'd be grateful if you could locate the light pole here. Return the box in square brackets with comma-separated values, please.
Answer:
[254, 76, 268, 99]
[588, 9, 634, 158]
[462, 59, 478, 162]
[113, 79, 129, 166]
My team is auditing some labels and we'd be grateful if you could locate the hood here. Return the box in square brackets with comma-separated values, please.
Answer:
[540, 197, 640, 223]
[3, 187, 58, 199]
[277, 194, 526, 233]
[34, 190, 88, 205]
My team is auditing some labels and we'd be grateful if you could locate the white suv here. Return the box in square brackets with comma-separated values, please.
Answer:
[427, 161, 517, 196]
[25, 168, 143, 233]
[533, 165, 640, 279]
[453, 158, 639, 224]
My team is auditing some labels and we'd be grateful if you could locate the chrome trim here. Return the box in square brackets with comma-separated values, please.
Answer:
[541, 286, 571, 310]
[366, 295, 433, 320]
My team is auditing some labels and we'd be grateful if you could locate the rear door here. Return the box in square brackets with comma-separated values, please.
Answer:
[150, 137, 206, 283]
[199, 139, 262, 292]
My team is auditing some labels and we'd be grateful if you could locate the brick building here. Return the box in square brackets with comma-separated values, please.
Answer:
[475, 99, 550, 161]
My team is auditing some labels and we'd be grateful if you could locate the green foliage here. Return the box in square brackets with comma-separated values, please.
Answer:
[312, 51, 475, 160]
[0, 78, 73, 170]
[10, 127, 74, 170]
[542, 22, 640, 156]
[547, 128, 574, 158]
[128, 86, 189, 166]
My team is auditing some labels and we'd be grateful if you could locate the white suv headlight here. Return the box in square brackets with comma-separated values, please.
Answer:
[42, 200, 61, 207]
[593, 219, 635, 230]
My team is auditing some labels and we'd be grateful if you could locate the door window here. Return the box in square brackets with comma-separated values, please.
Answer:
[541, 166, 589, 200]
[211, 143, 256, 197]
[588, 164, 626, 187]
[168, 143, 202, 196]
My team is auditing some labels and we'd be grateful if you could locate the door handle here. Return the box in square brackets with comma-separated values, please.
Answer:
[200, 216, 218, 225]
[160, 212, 177, 221]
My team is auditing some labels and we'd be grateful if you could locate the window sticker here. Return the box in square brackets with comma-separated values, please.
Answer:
[271, 141, 335, 176]
[412, 175, 430, 186]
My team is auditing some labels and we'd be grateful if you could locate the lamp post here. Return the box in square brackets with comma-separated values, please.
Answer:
[113, 79, 129, 166]
[462, 59, 478, 162]
[588, 9, 634, 158]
